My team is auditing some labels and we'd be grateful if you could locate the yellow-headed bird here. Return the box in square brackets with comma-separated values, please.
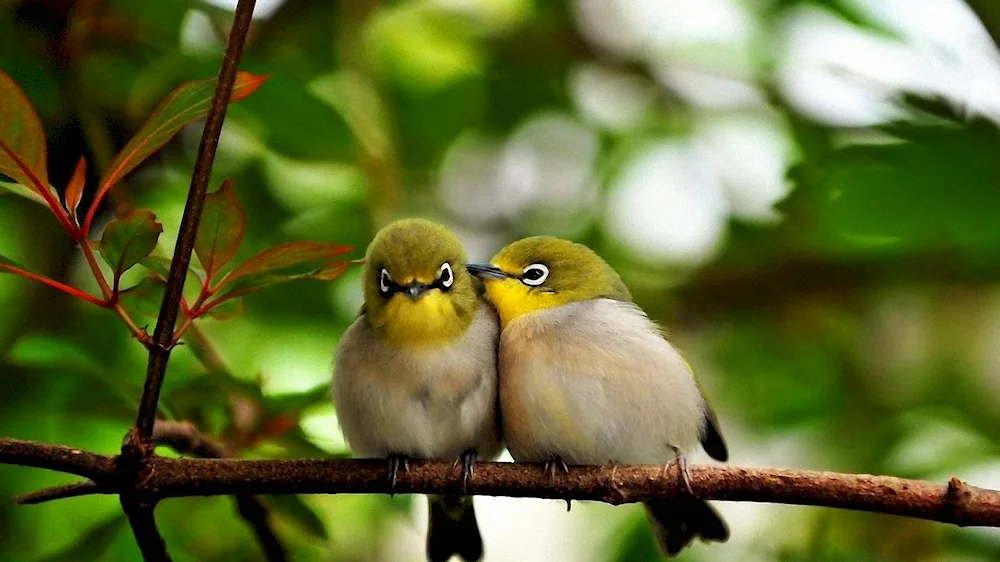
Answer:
[467, 236, 728, 557]
[332, 219, 501, 562]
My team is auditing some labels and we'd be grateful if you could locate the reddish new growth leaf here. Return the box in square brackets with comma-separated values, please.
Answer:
[65, 157, 87, 226]
[82, 71, 269, 234]
[0, 71, 49, 192]
[98, 210, 164, 293]
[197, 242, 352, 315]
[0, 71, 70, 232]
[196, 179, 245, 282]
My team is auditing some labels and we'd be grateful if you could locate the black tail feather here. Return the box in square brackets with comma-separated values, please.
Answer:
[427, 495, 484, 562]
[644, 497, 729, 557]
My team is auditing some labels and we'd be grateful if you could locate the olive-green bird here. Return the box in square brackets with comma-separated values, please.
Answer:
[467, 236, 729, 557]
[332, 218, 501, 562]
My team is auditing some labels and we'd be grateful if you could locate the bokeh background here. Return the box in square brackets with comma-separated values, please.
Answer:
[3, 0, 1000, 560]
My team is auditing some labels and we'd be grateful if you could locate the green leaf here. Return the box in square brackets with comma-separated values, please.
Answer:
[195, 178, 245, 281]
[119, 276, 167, 319]
[65, 156, 87, 223]
[0, 251, 26, 273]
[201, 295, 243, 320]
[7, 333, 105, 373]
[266, 495, 328, 540]
[0, 70, 49, 192]
[40, 513, 127, 562]
[141, 255, 204, 304]
[818, 117, 1000, 254]
[99, 210, 163, 287]
[0, 180, 46, 205]
[94, 71, 268, 202]
[212, 241, 352, 303]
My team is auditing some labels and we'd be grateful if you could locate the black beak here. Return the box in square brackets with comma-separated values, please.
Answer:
[465, 263, 510, 280]
[406, 283, 428, 300]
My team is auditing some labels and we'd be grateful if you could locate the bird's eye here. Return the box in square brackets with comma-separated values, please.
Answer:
[521, 263, 549, 286]
[379, 268, 392, 294]
[439, 262, 454, 289]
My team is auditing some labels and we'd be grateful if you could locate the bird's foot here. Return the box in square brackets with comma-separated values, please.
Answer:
[665, 446, 694, 495]
[543, 456, 571, 511]
[544, 455, 570, 479]
[452, 449, 478, 493]
[386, 453, 411, 495]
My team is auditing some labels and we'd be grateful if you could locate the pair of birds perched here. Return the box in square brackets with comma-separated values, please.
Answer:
[331, 219, 729, 561]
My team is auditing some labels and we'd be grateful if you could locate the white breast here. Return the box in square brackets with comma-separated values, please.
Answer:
[500, 299, 707, 465]
[331, 303, 501, 460]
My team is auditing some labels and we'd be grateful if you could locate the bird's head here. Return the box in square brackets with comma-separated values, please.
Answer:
[467, 236, 630, 327]
[363, 219, 478, 346]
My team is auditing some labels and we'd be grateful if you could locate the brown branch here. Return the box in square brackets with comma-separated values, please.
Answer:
[5, 438, 1000, 529]
[133, 0, 257, 441]
[121, 497, 171, 562]
[16, 480, 104, 505]
[152, 421, 287, 562]
[0, 438, 116, 478]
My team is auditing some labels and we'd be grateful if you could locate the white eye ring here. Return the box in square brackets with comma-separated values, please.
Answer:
[379, 268, 392, 294]
[521, 263, 549, 286]
[439, 262, 454, 288]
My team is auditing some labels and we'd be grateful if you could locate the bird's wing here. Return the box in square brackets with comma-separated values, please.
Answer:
[700, 404, 728, 462]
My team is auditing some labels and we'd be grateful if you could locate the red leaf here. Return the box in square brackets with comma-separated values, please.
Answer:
[195, 178, 245, 281]
[0, 71, 49, 193]
[211, 241, 353, 302]
[84, 71, 269, 233]
[65, 157, 87, 224]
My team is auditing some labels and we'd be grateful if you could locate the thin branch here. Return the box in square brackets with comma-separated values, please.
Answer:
[16, 480, 103, 505]
[133, 0, 257, 441]
[152, 421, 287, 562]
[5, 438, 1000, 529]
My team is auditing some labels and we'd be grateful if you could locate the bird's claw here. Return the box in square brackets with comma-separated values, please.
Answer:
[452, 449, 478, 493]
[544, 456, 569, 479]
[666, 446, 694, 495]
[386, 454, 410, 495]
[542, 456, 571, 509]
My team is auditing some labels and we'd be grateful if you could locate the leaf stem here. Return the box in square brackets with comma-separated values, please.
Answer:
[0, 263, 107, 308]
[77, 238, 149, 343]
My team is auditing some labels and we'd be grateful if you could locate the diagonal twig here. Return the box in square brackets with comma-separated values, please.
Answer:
[133, 0, 258, 442]
[16, 480, 105, 505]
[121, 1, 258, 559]
[153, 421, 287, 562]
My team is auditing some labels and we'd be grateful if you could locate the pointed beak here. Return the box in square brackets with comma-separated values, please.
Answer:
[406, 283, 428, 300]
[465, 263, 510, 280]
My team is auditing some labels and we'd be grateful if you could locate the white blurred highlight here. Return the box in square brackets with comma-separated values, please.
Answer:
[778, 1, 1000, 126]
[606, 141, 729, 265]
[570, 63, 656, 132]
[694, 115, 793, 223]
[439, 114, 599, 225]
[199, 0, 286, 18]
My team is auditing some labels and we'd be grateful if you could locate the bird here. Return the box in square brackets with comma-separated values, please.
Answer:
[331, 218, 501, 562]
[466, 236, 729, 557]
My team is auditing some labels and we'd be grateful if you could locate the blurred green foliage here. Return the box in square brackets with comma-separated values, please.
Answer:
[4, 0, 1000, 561]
